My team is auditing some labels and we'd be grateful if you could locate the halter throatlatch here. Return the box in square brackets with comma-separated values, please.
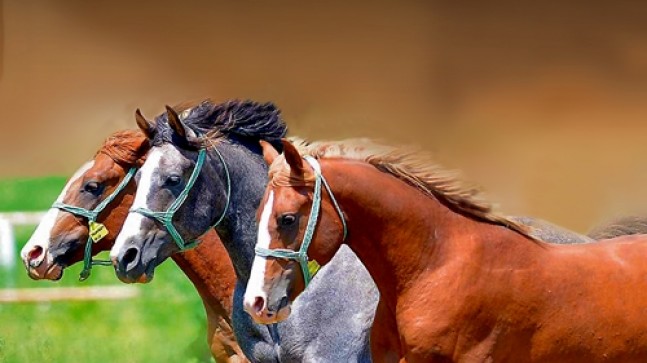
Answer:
[255, 156, 347, 287]
[52, 167, 137, 281]
[130, 147, 231, 251]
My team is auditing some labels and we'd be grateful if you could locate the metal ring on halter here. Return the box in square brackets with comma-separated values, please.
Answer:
[130, 146, 231, 251]
[255, 156, 347, 287]
[52, 167, 137, 281]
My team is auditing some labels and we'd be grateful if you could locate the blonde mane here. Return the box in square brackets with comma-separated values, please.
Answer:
[269, 138, 536, 240]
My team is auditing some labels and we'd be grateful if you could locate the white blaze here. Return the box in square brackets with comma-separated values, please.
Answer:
[244, 191, 275, 308]
[20, 161, 94, 262]
[110, 148, 163, 259]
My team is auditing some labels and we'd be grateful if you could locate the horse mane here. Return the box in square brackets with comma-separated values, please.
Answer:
[587, 215, 647, 240]
[271, 138, 537, 241]
[97, 129, 150, 167]
[151, 99, 287, 150]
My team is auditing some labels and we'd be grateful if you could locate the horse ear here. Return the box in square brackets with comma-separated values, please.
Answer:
[281, 139, 304, 174]
[165, 105, 187, 139]
[259, 140, 279, 166]
[135, 109, 156, 140]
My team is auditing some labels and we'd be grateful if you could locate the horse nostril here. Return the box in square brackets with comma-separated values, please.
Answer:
[253, 296, 266, 315]
[121, 247, 140, 272]
[28, 246, 44, 263]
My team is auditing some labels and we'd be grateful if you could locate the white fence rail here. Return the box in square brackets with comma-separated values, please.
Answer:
[0, 211, 46, 269]
[0, 286, 140, 303]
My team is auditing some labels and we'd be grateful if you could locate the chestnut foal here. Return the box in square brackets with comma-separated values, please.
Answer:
[21, 130, 246, 363]
[247, 138, 647, 363]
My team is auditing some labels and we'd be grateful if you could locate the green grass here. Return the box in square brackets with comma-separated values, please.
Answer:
[0, 178, 213, 363]
[0, 176, 68, 212]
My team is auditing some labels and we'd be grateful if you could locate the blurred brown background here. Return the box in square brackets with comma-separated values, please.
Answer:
[1, 0, 647, 231]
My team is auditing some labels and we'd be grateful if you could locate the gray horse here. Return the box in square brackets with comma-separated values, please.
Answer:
[109, 99, 642, 362]
[110, 100, 376, 362]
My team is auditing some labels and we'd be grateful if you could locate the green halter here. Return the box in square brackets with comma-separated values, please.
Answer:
[255, 156, 347, 286]
[130, 147, 231, 251]
[52, 167, 137, 281]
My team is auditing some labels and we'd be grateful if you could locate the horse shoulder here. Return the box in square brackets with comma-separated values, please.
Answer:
[394, 272, 473, 360]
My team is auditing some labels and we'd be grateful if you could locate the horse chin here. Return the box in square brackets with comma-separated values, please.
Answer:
[134, 275, 149, 283]
[133, 262, 156, 284]
[136, 271, 154, 284]
[46, 264, 64, 281]
[275, 304, 292, 322]
[251, 304, 292, 325]
[256, 289, 293, 324]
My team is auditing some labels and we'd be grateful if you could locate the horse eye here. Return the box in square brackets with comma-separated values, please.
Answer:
[166, 175, 182, 187]
[83, 181, 102, 194]
[278, 213, 298, 227]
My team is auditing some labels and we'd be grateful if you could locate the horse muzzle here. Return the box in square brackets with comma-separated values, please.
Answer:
[113, 244, 155, 284]
[244, 294, 292, 325]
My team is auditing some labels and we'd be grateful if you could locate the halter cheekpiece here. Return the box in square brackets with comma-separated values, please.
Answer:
[130, 146, 231, 251]
[53, 167, 137, 280]
[254, 156, 347, 286]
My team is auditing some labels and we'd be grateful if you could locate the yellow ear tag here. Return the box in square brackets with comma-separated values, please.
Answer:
[89, 221, 109, 242]
[308, 260, 321, 278]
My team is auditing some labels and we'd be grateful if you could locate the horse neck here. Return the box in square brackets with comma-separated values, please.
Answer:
[323, 159, 540, 313]
[170, 231, 236, 320]
[209, 144, 268, 283]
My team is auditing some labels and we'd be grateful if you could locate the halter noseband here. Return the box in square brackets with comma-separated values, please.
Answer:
[129, 147, 231, 251]
[52, 167, 137, 281]
[254, 156, 347, 286]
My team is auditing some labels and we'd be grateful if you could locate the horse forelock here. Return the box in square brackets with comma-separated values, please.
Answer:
[97, 129, 149, 168]
[269, 138, 537, 241]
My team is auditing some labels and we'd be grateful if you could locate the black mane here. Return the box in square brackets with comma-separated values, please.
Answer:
[151, 99, 288, 150]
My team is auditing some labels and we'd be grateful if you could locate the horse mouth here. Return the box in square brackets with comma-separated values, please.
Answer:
[116, 272, 153, 284]
[250, 300, 292, 325]
[115, 259, 156, 284]
[27, 262, 64, 281]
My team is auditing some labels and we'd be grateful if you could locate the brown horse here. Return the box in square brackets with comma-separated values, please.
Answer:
[246, 138, 647, 363]
[20, 130, 246, 363]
